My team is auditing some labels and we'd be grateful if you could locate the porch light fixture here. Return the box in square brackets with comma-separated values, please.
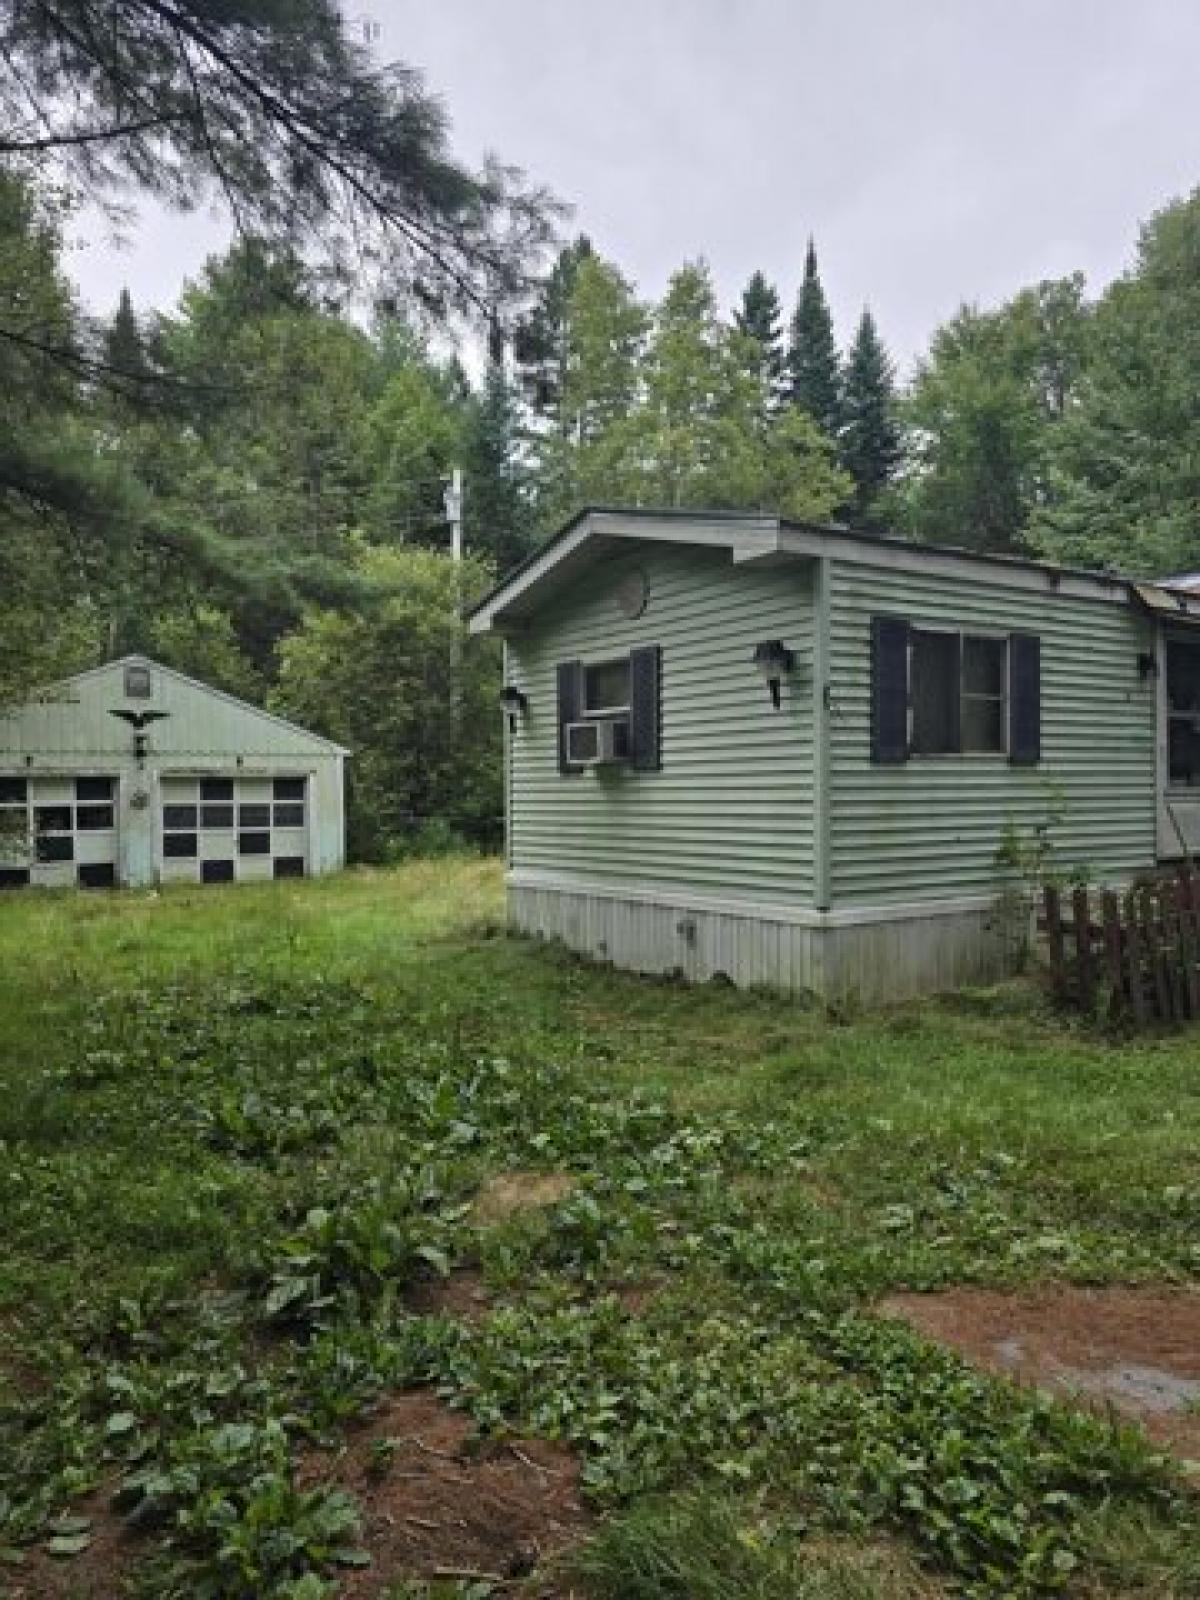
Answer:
[752, 640, 796, 710]
[1137, 651, 1159, 682]
[499, 684, 529, 733]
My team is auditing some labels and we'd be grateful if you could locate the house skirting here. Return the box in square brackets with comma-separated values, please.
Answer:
[507, 872, 1021, 1004]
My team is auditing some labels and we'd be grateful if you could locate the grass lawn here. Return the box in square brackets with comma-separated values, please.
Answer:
[1, 859, 1198, 1598]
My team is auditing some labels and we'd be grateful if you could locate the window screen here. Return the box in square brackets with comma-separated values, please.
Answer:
[163, 833, 197, 858]
[239, 804, 271, 828]
[76, 776, 114, 801]
[124, 664, 152, 698]
[0, 867, 30, 888]
[201, 804, 235, 829]
[273, 803, 305, 828]
[238, 831, 270, 855]
[0, 777, 26, 805]
[78, 863, 116, 889]
[273, 777, 306, 800]
[202, 859, 235, 883]
[36, 834, 73, 863]
[961, 637, 1007, 753]
[200, 778, 234, 801]
[162, 804, 197, 830]
[273, 856, 305, 879]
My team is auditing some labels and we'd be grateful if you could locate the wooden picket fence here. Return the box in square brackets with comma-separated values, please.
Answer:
[1043, 867, 1200, 1023]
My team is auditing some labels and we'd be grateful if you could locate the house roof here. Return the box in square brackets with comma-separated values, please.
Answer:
[467, 506, 1191, 634]
[47, 655, 351, 755]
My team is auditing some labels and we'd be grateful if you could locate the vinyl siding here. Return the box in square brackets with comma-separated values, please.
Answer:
[507, 544, 816, 904]
[827, 558, 1158, 905]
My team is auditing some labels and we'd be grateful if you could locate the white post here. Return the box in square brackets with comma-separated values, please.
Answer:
[444, 468, 464, 722]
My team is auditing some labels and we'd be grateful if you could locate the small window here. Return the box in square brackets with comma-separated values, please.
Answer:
[35, 806, 72, 834]
[961, 636, 1007, 753]
[78, 863, 116, 889]
[35, 835, 73, 863]
[202, 859, 235, 884]
[124, 664, 152, 698]
[200, 778, 235, 801]
[273, 777, 306, 801]
[239, 804, 271, 828]
[0, 777, 28, 804]
[584, 659, 631, 714]
[163, 833, 197, 858]
[76, 776, 113, 801]
[0, 867, 30, 888]
[77, 804, 115, 831]
[273, 803, 305, 828]
[200, 804, 234, 830]
[162, 804, 197, 830]
[238, 830, 270, 855]
[273, 856, 305, 879]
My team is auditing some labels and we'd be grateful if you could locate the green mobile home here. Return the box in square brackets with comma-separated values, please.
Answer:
[469, 508, 1200, 1002]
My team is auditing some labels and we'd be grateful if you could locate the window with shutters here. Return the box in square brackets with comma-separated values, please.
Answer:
[558, 646, 661, 774]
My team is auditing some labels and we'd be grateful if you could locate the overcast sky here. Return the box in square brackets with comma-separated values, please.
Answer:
[69, 0, 1200, 376]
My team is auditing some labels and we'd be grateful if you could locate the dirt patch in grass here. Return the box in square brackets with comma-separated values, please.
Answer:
[880, 1285, 1200, 1461]
[2, 1484, 138, 1600]
[303, 1388, 590, 1595]
[406, 1268, 492, 1322]
[471, 1171, 575, 1226]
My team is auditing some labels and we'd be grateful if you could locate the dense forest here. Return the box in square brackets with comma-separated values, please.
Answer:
[4, 3, 1200, 859]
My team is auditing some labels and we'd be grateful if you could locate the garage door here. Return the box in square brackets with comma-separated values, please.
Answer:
[158, 775, 309, 884]
[0, 774, 118, 890]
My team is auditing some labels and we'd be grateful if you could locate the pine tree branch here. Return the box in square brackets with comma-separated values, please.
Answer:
[0, 112, 183, 152]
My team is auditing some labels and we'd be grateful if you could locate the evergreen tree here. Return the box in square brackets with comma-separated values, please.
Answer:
[840, 309, 901, 527]
[513, 236, 594, 424]
[734, 271, 785, 411]
[786, 239, 842, 438]
[102, 287, 153, 413]
[462, 361, 534, 572]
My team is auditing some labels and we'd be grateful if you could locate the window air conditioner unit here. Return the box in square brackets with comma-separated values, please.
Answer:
[565, 717, 630, 766]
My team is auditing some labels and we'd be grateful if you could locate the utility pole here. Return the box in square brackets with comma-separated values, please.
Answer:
[444, 468, 464, 719]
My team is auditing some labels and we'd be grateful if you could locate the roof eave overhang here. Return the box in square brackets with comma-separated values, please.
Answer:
[467, 509, 783, 635]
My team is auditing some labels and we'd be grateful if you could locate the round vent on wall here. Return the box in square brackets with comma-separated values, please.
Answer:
[616, 568, 648, 620]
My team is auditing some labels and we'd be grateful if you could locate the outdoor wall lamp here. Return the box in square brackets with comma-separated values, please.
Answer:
[499, 684, 529, 733]
[1137, 651, 1159, 682]
[752, 640, 796, 709]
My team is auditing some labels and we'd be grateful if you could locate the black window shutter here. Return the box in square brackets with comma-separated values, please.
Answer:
[1009, 632, 1041, 765]
[557, 660, 583, 774]
[630, 644, 662, 772]
[871, 616, 910, 764]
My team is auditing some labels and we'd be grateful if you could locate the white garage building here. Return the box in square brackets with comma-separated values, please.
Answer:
[0, 656, 347, 890]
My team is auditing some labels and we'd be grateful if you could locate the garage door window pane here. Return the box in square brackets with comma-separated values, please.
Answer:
[162, 805, 197, 829]
[274, 856, 305, 879]
[238, 830, 270, 855]
[77, 804, 115, 830]
[274, 778, 306, 800]
[36, 834, 73, 862]
[78, 863, 116, 889]
[163, 833, 197, 858]
[76, 776, 114, 801]
[200, 778, 234, 801]
[239, 804, 271, 827]
[201, 804, 234, 829]
[273, 803, 305, 828]
[0, 778, 28, 804]
[36, 806, 72, 833]
[202, 859, 235, 883]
